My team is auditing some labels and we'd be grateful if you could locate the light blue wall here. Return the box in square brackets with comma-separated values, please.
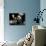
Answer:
[40, 0, 46, 27]
[4, 0, 40, 42]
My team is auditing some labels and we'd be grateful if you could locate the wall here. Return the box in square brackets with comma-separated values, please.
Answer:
[40, 0, 46, 26]
[4, 0, 40, 42]
[0, 0, 4, 42]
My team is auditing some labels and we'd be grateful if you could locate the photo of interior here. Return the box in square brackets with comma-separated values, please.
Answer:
[0, 0, 46, 46]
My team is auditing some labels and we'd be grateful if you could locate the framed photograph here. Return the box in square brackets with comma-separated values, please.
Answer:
[9, 13, 25, 25]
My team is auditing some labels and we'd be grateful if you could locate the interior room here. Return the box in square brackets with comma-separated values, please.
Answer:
[0, 0, 46, 46]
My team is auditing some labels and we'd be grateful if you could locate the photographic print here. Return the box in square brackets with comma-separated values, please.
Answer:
[9, 12, 25, 25]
